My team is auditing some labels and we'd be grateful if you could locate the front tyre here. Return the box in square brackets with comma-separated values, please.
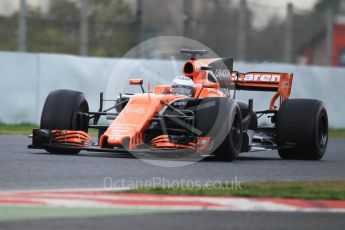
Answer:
[277, 99, 328, 160]
[40, 89, 89, 154]
[196, 98, 243, 162]
[213, 107, 243, 162]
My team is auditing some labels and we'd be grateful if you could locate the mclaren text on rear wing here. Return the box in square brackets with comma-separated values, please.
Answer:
[230, 72, 293, 110]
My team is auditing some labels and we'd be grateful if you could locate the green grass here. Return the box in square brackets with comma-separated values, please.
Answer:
[0, 123, 38, 135]
[329, 129, 345, 138]
[129, 180, 345, 200]
[1, 124, 345, 137]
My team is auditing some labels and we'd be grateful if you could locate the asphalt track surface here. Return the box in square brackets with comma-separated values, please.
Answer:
[1, 135, 345, 229]
[0, 136, 345, 190]
[1, 211, 345, 230]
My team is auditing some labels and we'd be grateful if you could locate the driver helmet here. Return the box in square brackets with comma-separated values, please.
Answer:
[171, 76, 195, 97]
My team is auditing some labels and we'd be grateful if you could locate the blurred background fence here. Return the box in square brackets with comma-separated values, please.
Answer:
[1, 0, 345, 65]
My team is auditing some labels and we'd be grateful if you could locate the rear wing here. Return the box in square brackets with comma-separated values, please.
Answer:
[231, 72, 293, 110]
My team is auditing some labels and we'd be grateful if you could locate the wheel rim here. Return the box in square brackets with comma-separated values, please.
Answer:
[231, 116, 242, 149]
[318, 114, 328, 149]
[78, 100, 89, 113]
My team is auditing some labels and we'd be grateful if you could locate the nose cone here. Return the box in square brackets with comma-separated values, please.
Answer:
[101, 94, 162, 150]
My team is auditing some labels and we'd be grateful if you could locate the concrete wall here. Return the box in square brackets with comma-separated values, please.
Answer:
[0, 51, 344, 127]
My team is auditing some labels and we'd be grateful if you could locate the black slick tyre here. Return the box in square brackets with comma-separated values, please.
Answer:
[40, 89, 89, 154]
[277, 99, 328, 160]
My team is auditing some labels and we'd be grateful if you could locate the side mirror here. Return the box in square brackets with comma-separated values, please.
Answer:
[129, 79, 145, 93]
[203, 82, 220, 89]
[129, 79, 143, 85]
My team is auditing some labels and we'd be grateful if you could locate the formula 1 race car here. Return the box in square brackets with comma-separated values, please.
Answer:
[28, 49, 329, 161]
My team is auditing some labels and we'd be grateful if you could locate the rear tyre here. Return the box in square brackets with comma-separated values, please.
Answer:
[40, 89, 89, 154]
[277, 99, 328, 160]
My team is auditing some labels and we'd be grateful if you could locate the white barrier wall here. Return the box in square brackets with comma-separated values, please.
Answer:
[0, 51, 344, 128]
[0, 52, 116, 124]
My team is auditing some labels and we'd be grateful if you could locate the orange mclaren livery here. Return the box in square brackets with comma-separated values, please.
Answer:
[29, 49, 328, 161]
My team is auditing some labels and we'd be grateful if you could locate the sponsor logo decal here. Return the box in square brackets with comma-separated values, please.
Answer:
[232, 73, 281, 83]
[215, 69, 231, 79]
[124, 107, 146, 114]
[216, 72, 282, 86]
[281, 80, 290, 89]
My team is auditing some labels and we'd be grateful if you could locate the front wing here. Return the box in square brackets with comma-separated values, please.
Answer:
[28, 129, 199, 158]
